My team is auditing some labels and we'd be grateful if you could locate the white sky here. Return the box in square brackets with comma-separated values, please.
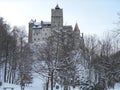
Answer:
[0, 0, 120, 37]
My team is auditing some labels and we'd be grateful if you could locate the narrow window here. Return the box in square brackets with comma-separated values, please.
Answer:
[45, 33, 47, 35]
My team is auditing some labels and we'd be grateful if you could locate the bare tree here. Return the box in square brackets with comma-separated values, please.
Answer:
[31, 26, 78, 90]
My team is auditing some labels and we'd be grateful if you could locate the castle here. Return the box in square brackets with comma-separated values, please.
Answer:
[28, 5, 84, 49]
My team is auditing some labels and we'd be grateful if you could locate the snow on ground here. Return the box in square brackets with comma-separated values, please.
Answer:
[1, 83, 20, 90]
[0, 75, 45, 90]
[25, 75, 45, 90]
[1, 75, 120, 90]
[108, 83, 120, 90]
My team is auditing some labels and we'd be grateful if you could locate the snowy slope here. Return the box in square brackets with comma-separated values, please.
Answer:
[25, 76, 45, 90]
[1, 83, 20, 90]
[1, 82, 120, 90]
[108, 83, 120, 90]
[1, 77, 45, 90]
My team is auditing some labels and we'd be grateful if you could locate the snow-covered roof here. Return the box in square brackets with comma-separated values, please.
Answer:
[34, 22, 41, 26]
[32, 25, 42, 29]
[29, 19, 51, 29]
[29, 19, 34, 23]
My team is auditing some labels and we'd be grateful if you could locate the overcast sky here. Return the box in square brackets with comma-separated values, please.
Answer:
[0, 0, 120, 37]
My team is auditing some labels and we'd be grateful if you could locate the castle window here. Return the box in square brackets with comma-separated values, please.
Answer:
[45, 33, 47, 35]
[34, 38, 36, 41]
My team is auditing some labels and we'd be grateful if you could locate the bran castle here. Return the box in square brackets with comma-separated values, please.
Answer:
[28, 5, 84, 49]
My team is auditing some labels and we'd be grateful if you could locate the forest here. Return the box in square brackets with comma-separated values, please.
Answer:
[0, 16, 120, 90]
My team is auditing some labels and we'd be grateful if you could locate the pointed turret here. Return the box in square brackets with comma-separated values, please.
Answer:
[55, 4, 60, 9]
[74, 23, 80, 33]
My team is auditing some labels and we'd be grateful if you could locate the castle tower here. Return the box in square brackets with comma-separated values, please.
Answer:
[28, 19, 35, 43]
[51, 4, 63, 27]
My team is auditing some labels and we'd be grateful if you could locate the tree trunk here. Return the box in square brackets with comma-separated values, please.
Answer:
[21, 86, 25, 90]
[64, 78, 68, 90]
[64, 85, 68, 90]
[51, 71, 54, 90]
[46, 77, 49, 90]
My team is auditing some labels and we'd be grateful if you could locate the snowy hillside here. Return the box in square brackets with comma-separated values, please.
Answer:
[1, 76, 44, 90]
[108, 83, 120, 90]
[1, 77, 120, 90]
